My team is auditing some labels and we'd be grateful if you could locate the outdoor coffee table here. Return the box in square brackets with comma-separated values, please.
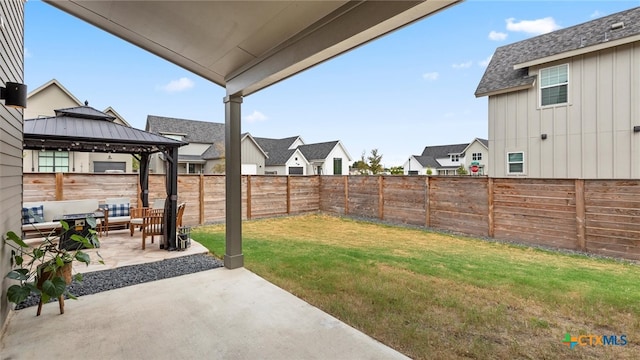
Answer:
[53, 211, 104, 250]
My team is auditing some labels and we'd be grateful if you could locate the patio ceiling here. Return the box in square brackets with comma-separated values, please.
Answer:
[44, 0, 461, 96]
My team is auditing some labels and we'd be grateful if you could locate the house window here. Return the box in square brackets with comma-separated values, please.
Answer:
[472, 153, 482, 161]
[333, 158, 342, 175]
[187, 164, 202, 174]
[450, 154, 459, 162]
[540, 64, 568, 106]
[507, 152, 524, 174]
[38, 151, 69, 172]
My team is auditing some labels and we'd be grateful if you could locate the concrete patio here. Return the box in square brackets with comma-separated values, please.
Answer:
[0, 229, 409, 359]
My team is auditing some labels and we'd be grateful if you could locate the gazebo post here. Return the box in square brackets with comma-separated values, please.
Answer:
[163, 147, 179, 250]
[139, 153, 150, 207]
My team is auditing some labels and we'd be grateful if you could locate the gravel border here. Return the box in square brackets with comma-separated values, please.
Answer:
[15, 253, 224, 310]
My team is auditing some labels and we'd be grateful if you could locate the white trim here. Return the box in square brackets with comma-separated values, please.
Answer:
[538, 63, 569, 108]
[506, 151, 525, 175]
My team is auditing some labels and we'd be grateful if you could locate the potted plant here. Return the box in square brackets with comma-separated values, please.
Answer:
[4, 217, 103, 316]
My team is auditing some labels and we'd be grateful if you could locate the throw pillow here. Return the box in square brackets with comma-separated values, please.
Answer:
[22, 205, 44, 225]
[108, 203, 130, 217]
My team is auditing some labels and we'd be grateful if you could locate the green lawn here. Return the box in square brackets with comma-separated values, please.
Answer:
[192, 213, 639, 359]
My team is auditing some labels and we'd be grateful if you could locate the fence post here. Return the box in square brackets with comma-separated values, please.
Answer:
[378, 176, 384, 220]
[488, 178, 494, 238]
[344, 176, 349, 215]
[199, 174, 205, 225]
[575, 179, 586, 251]
[287, 176, 291, 214]
[55, 172, 64, 200]
[246, 175, 252, 220]
[425, 176, 431, 227]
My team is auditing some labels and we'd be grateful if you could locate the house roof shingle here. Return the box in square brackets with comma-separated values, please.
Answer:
[298, 141, 340, 161]
[476, 6, 640, 96]
[254, 136, 301, 165]
[414, 155, 439, 168]
[420, 143, 468, 158]
[146, 115, 225, 144]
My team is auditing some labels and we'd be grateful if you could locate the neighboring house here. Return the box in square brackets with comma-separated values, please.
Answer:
[23, 79, 134, 173]
[475, 7, 640, 179]
[404, 138, 488, 176]
[146, 115, 267, 174]
[254, 136, 352, 175]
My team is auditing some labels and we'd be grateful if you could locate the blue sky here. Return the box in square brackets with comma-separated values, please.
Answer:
[24, 0, 640, 167]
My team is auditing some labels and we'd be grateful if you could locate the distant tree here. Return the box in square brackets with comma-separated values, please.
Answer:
[456, 164, 468, 175]
[367, 149, 383, 175]
[353, 151, 369, 175]
[211, 142, 226, 174]
[426, 168, 433, 175]
[132, 155, 140, 171]
[389, 166, 403, 175]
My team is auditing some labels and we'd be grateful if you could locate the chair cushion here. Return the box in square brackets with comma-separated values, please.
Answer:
[22, 205, 44, 225]
[130, 218, 143, 225]
[108, 203, 130, 217]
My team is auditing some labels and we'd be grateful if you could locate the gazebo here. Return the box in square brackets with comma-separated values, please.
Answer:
[22, 105, 186, 249]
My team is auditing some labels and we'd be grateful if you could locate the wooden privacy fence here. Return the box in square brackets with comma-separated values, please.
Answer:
[23, 173, 640, 261]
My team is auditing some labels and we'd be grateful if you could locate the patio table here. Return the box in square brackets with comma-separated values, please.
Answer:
[54, 211, 104, 250]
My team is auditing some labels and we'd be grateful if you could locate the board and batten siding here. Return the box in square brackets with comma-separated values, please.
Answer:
[489, 42, 640, 179]
[1, 0, 25, 330]
[241, 137, 265, 175]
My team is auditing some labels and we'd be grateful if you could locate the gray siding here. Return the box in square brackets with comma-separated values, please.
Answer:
[1, 0, 25, 328]
[241, 138, 265, 175]
[489, 42, 640, 179]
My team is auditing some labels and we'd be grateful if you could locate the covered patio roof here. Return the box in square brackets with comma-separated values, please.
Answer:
[44, 0, 461, 96]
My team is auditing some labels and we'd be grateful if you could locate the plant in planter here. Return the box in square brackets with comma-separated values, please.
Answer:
[4, 218, 103, 316]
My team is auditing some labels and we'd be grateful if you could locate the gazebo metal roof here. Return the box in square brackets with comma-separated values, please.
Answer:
[23, 106, 185, 154]
[23, 105, 186, 251]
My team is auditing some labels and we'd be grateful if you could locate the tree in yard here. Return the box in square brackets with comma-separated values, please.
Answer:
[456, 164, 468, 175]
[389, 166, 403, 175]
[367, 149, 383, 175]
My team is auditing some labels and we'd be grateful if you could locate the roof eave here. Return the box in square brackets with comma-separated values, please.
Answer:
[514, 33, 640, 70]
[475, 83, 535, 98]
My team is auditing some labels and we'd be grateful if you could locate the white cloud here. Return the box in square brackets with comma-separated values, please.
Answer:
[591, 10, 603, 19]
[158, 77, 194, 93]
[422, 72, 439, 81]
[24, 48, 32, 58]
[479, 55, 493, 68]
[506, 17, 561, 35]
[488, 31, 508, 41]
[244, 110, 268, 123]
[452, 61, 472, 69]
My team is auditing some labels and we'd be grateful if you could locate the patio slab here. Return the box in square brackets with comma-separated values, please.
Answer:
[2, 228, 408, 359]
[0, 267, 409, 359]
[77, 228, 210, 273]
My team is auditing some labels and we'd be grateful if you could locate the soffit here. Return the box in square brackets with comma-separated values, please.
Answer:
[44, 0, 461, 96]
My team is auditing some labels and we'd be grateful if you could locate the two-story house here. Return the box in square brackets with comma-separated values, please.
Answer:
[23, 79, 134, 173]
[254, 136, 352, 175]
[404, 138, 488, 175]
[146, 115, 267, 174]
[475, 7, 640, 179]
